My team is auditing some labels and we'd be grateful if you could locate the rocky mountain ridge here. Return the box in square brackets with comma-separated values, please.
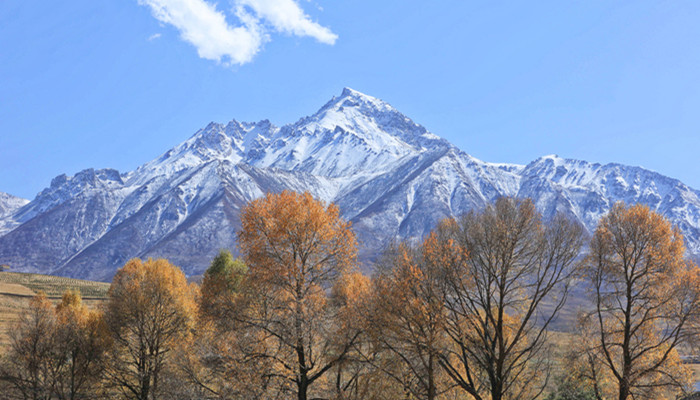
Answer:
[2, 88, 700, 280]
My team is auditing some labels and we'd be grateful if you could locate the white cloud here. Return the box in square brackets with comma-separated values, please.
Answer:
[138, 0, 336, 66]
[238, 0, 337, 44]
[139, 0, 265, 65]
[148, 33, 162, 41]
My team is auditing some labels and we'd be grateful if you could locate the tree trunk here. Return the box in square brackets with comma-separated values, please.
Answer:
[491, 377, 503, 400]
[428, 352, 436, 400]
[618, 381, 629, 400]
[297, 376, 308, 400]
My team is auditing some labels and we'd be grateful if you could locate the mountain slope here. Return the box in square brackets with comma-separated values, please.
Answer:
[2, 88, 700, 279]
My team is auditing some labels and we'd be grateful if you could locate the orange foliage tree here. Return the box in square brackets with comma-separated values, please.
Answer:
[582, 203, 700, 400]
[105, 258, 197, 400]
[329, 270, 376, 399]
[53, 290, 111, 400]
[369, 237, 453, 400]
[237, 190, 359, 400]
[0, 292, 56, 400]
[0, 290, 111, 400]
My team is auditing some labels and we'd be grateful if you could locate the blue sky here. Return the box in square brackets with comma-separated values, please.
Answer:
[1, 0, 700, 199]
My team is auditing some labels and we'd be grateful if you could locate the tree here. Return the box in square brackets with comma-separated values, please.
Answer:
[0, 292, 56, 400]
[237, 190, 359, 400]
[368, 239, 452, 400]
[328, 271, 376, 400]
[544, 373, 597, 400]
[582, 203, 699, 400]
[105, 258, 197, 400]
[199, 249, 248, 324]
[181, 250, 272, 399]
[554, 314, 616, 400]
[0, 290, 111, 400]
[52, 290, 111, 400]
[438, 197, 584, 400]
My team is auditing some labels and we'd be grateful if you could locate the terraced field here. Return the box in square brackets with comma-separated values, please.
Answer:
[0, 272, 110, 348]
[0, 272, 110, 298]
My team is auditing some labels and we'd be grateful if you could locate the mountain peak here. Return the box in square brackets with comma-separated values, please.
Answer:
[309, 88, 444, 145]
[315, 87, 393, 117]
[340, 87, 377, 100]
[340, 87, 358, 97]
[235, 88, 449, 178]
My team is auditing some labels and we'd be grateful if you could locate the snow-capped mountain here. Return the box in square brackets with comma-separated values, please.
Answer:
[2, 88, 700, 281]
[0, 192, 28, 227]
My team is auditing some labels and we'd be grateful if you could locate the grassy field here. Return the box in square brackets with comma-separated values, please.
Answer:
[0, 272, 110, 348]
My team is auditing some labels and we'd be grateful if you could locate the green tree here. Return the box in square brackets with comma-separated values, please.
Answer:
[180, 251, 271, 399]
[199, 249, 248, 323]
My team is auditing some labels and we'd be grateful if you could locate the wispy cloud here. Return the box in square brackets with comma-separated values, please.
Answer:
[238, 0, 337, 44]
[138, 0, 337, 66]
[148, 33, 162, 41]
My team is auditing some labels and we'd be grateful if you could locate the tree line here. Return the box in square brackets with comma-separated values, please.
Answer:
[1, 190, 699, 400]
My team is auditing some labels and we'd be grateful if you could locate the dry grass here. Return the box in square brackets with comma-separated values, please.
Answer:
[548, 330, 700, 391]
[0, 271, 110, 299]
[0, 282, 36, 297]
[688, 364, 700, 391]
[0, 272, 110, 349]
[0, 294, 29, 348]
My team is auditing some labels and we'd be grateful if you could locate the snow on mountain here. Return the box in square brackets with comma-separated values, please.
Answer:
[517, 154, 700, 253]
[246, 88, 449, 179]
[0, 192, 29, 234]
[0, 192, 28, 216]
[1, 88, 700, 280]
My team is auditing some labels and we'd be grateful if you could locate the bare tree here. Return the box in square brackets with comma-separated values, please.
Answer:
[438, 197, 583, 400]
